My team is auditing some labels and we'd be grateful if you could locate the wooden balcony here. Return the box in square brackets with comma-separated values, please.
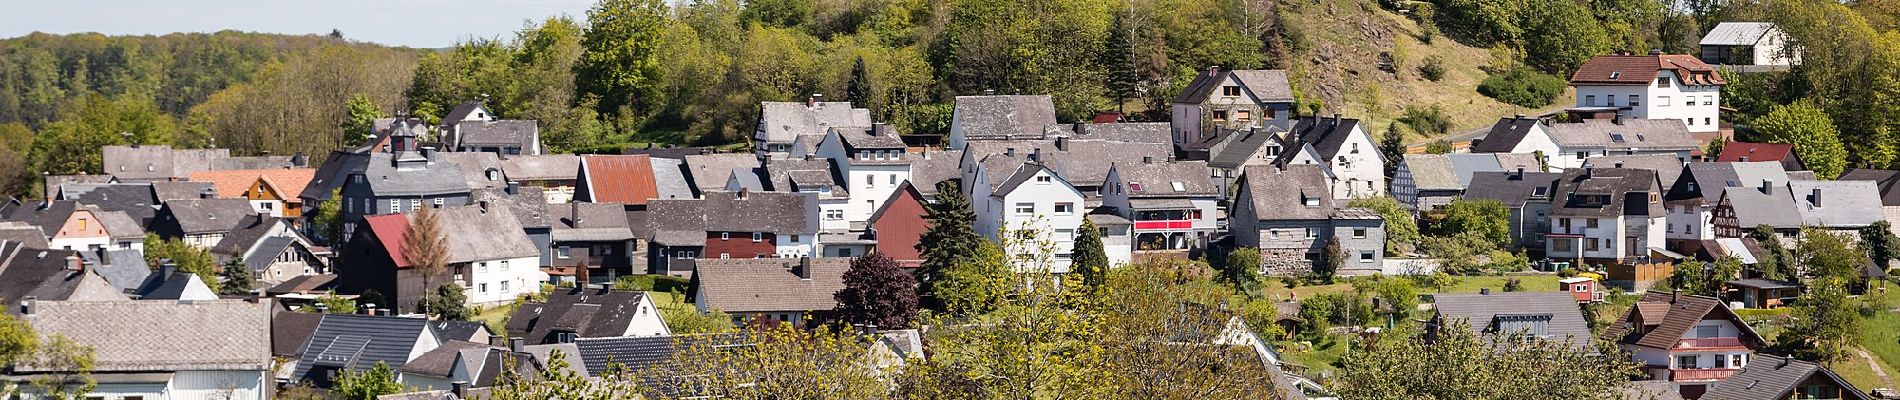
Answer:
[1675, 337, 1748, 350]
[1670, 368, 1739, 382]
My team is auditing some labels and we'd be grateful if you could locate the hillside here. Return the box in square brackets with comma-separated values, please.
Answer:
[1281, 0, 1571, 143]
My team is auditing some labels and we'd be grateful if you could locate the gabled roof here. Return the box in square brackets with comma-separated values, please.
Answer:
[499, 154, 581, 182]
[1570, 54, 1726, 86]
[550, 202, 636, 242]
[682, 153, 760, 195]
[133, 270, 218, 300]
[1207, 128, 1281, 169]
[1544, 119, 1699, 151]
[210, 214, 286, 258]
[1404, 154, 1542, 191]
[1666, 162, 1789, 204]
[92, 249, 150, 293]
[152, 181, 218, 202]
[21, 300, 271, 372]
[273, 311, 326, 358]
[908, 150, 964, 196]
[506, 286, 656, 343]
[0, 223, 48, 249]
[1113, 161, 1218, 197]
[468, 187, 551, 229]
[832, 124, 907, 150]
[1838, 168, 1900, 206]
[579, 155, 658, 205]
[572, 334, 748, 395]
[757, 101, 872, 144]
[952, 95, 1057, 140]
[361, 205, 539, 268]
[299, 151, 369, 202]
[1787, 180, 1886, 227]
[642, 198, 707, 247]
[1063, 122, 1172, 144]
[1239, 164, 1334, 221]
[95, 210, 143, 240]
[1172, 68, 1295, 104]
[435, 152, 509, 190]
[265, 273, 337, 296]
[1548, 168, 1663, 218]
[1581, 154, 1686, 188]
[1720, 185, 1803, 228]
[1700, 22, 1781, 46]
[1603, 291, 1765, 350]
[358, 152, 472, 197]
[1703, 354, 1870, 400]
[1432, 291, 1592, 348]
[703, 191, 815, 234]
[0, 244, 128, 307]
[399, 340, 494, 378]
[443, 101, 491, 123]
[159, 198, 258, 235]
[62, 184, 159, 223]
[761, 157, 844, 196]
[293, 314, 435, 380]
[649, 157, 694, 200]
[1272, 116, 1366, 167]
[1715, 142, 1797, 164]
[693, 258, 850, 313]
[1472, 116, 1547, 153]
[867, 181, 927, 227]
[188, 168, 318, 199]
[454, 120, 538, 147]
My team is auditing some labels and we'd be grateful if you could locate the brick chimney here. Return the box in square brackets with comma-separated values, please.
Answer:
[797, 257, 814, 280]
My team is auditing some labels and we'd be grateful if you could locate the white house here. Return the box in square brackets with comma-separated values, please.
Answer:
[1101, 160, 1220, 254]
[1473, 117, 1698, 172]
[1700, 22, 1800, 66]
[1569, 53, 1727, 134]
[19, 300, 274, 400]
[1273, 115, 1386, 200]
[813, 125, 912, 227]
[1661, 162, 1790, 253]
[1544, 168, 1668, 265]
[963, 151, 1086, 272]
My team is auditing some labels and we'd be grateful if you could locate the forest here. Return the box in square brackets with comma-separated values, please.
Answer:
[0, 0, 1897, 197]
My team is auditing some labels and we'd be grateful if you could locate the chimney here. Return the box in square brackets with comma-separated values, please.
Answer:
[807, 94, 822, 108]
[737, 187, 749, 200]
[505, 181, 520, 195]
[1515, 166, 1526, 177]
[40, 172, 50, 208]
[1004, 147, 1016, 157]
[1648, 49, 1663, 56]
[1331, 114, 1342, 127]
[420, 146, 437, 163]
[488, 335, 508, 348]
[509, 337, 525, 352]
[19, 296, 35, 315]
[1760, 179, 1773, 195]
[64, 254, 79, 272]
[200, 187, 216, 199]
[1142, 156, 1154, 164]
[1480, 288, 1490, 295]
[451, 382, 468, 398]
[1810, 188, 1822, 207]
[797, 257, 814, 280]
[1672, 288, 1681, 303]
[159, 260, 178, 282]
[1028, 148, 1042, 163]
[1514, 113, 1526, 120]
[1207, 65, 1219, 76]
[1055, 137, 1070, 151]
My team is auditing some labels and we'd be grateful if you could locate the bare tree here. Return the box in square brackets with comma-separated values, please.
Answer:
[402, 205, 450, 315]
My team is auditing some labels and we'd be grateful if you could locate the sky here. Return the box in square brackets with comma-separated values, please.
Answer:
[3, 0, 599, 48]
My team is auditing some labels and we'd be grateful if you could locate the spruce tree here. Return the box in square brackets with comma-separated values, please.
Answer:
[847, 56, 872, 109]
[916, 180, 983, 310]
[1071, 219, 1110, 291]
[1380, 122, 1406, 179]
[1101, 13, 1140, 114]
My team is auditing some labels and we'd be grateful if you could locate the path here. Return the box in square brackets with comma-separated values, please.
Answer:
[1859, 348, 1894, 389]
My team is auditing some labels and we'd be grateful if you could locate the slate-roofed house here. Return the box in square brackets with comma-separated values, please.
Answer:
[468, 186, 553, 268]
[571, 334, 747, 396]
[1203, 127, 1285, 199]
[2, 201, 146, 252]
[755, 156, 849, 232]
[681, 153, 760, 197]
[1057, 122, 1172, 145]
[1699, 22, 1800, 67]
[1715, 142, 1804, 171]
[102, 145, 232, 182]
[448, 120, 542, 156]
[1229, 165, 1386, 276]
[641, 199, 706, 276]
[0, 222, 50, 249]
[691, 257, 849, 327]
[434, 152, 511, 192]
[339, 205, 548, 313]
[813, 124, 912, 230]
[1570, 53, 1727, 136]
[1544, 168, 1668, 265]
[210, 214, 327, 284]
[0, 243, 129, 308]
[1428, 291, 1594, 348]
[273, 311, 326, 359]
[499, 154, 581, 204]
[335, 128, 474, 241]
[188, 168, 318, 218]
[755, 98, 872, 154]
[1169, 68, 1296, 149]
[962, 152, 1087, 272]
[1272, 115, 1386, 200]
[1604, 291, 1767, 395]
[548, 202, 639, 281]
[866, 181, 929, 266]
[1701, 354, 1867, 400]
[907, 150, 964, 197]
[150, 198, 258, 249]
[506, 285, 669, 345]
[58, 183, 160, 226]
[1391, 153, 1541, 212]
[398, 340, 542, 393]
[947, 95, 1057, 149]
[1712, 179, 1886, 242]
[1662, 162, 1790, 254]
[1100, 160, 1217, 260]
[291, 314, 442, 388]
[1838, 168, 1900, 237]
[430, 320, 494, 344]
[1582, 153, 1687, 189]
[19, 299, 273, 400]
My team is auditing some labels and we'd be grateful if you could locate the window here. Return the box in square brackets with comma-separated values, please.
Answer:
[1576, 151, 1589, 160]
[479, 283, 489, 293]
[889, 174, 897, 185]
[1553, 239, 1572, 252]
[347, 199, 355, 213]
[388, 200, 400, 214]
[1171, 181, 1186, 192]
[1359, 251, 1374, 262]
[1586, 219, 1599, 229]
[501, 281, 510, 292]
[720, 253, 730, 259]
[1585, 95, 1596, 106]
[1687, 118, 1695, 126]
[721, 232, 731, 241]
[825, 209, 844, 220]
[500, 260, 509, 271]
[1054, 202, 1075, 214]
[1015, 203, 1035, 215]
[1608, 96, 1617, 106]
[1036, 176, 1052, 184]
[1684, 97, 1693, 106]
[751, 232, 764, 242]
[1353, 227, 1367, 238]
[1302, 196, 1320, 207]
[1628, 95, 1640, 107]
[791, 234, 801, 242]
[1714, 354, 1728, 368]
[261, 202, 274, 210]
[1212, 110, 1229, 121]
[1704, 118, 1711, 126]
[1236, 110, 1251, 121]
[1677, 355, 1698, 369]
[76, 218, 86, 230]
[1695, 325, 1718, 338]
[1305, 228, 1317, 238]
[410, 199, 421, 209]
[675, 251, 695, 259]
[1656, 76, 1671, 88]
[866, 178, 875, 188]
[1585, 238, 1600, 251]
[837, 248, 854, 257]
[479, 262, 489, 273]
[1573, 285, 1587, 293]
[1732, 354, 1746, 367]
[1658, 96, 1670, 106]
[1222, 86, 1241, 96]
[1703, 96, 1713, 106]
[1130, 182, 1143, 192]
[557, 247, 571, 259]
[1055, 229, 1075, 241]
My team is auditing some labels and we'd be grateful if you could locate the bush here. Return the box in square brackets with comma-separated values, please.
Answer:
[1478, 67, 1567, 107]
[1425, 139, 1453, 154]
[1419, 56, 1447, 82]
[1398, 104, 1453, 137]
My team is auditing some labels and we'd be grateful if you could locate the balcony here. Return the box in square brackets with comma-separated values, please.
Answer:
[1670, 368, 1739, 382]
[1132, 220, 1194, 230]
[1675, 337, 1747, 350]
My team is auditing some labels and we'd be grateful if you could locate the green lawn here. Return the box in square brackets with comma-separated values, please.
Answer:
[1277, 334, 1353, 379]
[1259, 274, 1564, 301]
[472, 303, 514, 334]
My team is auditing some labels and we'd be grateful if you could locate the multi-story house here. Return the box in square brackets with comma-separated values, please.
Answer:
[1662, 162, 1790, 254]
[1569, 52, 1727, 135]
[1392, 153, 1542, 213]
[19, 300, 274, 400]
[1101, 159, 1219, 256]
[649, 190, 820, 261]
[334, 123, 473, 241]
[1544, 168, 1667, 265]
[755, 97, 871, 154]
[693, 257, 849, 327]
[813, 124, 911, 226]
[1698, 22, 1800, 67]
[947, 95, 1057, 150]
[1169, 68, 1296, 149]
[758, 156, 849, 234]
[343, 205, 548, 312]
[1473, 117, 1698, 171]
[499, 154, 581, 204]
[1203, 127, 1285, 200]
[151, 198, 259, 249]
[1604, 291, 1768, 398]
[964, 151, 1086, 272]
[1464, 170, 1564, 256]
[1715, 142, 1806, 172]
[1229, 165, 1386, 276]
[1838, 168, 1900, 237]
[188, 168, 317, 218]
[438, 101, 544, 155]
[4, 201, 146, 252]
[1712, 179, 1886, 245]
[549, 202, 639, 282]
[1272, 115, 1386, 200]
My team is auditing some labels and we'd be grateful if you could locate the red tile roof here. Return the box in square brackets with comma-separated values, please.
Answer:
[1715, 142, 1796, 163]
[1570, 54, 1725, 86]
[188, 168, 317, 199]
[363, 213, 413, 268]
[580, 155, 658, 205]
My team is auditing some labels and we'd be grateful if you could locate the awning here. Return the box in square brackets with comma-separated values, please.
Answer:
[1129, 198, 1196, 210]
[1648, 246, 1686, 260]
[1725, 279, 1799, 290]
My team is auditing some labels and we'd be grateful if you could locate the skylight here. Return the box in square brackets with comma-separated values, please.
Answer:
[1171, 182, 1186, 192]
[1610, 133, 1626, 143]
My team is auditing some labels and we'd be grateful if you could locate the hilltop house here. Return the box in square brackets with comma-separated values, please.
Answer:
[150, 198, 259, 249]
[1699, 22, 1800, 66]
[1569, 53, 1727, 135]
[1169, 68, 1296, 149]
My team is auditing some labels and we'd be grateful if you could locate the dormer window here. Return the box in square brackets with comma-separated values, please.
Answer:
[1302, 196, 1319, 207]
[1129, 182, 1142, 192]
[1171, 182, 1185, 192]
[1222, 86, 1241, 97]
[1656, 76, 1670, 88]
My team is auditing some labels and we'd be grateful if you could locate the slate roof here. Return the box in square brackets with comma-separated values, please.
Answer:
[993, 162, 1072, 198]
[522, 343, 588, 378]
[95, 210, 143, 240]
[298, 151, 369, 202]
[1239, 165, 1334, 221]
[62, 184, 159, 224]
[468, 187, 551, 229]
[293, 314, 435, 380]
[572, 333, 748, 395]
[756, 101, 873, 145]
[703, 191, 815, 234]
[362, 205, 539, 267]
[1064, 122, 1172, 144]
[1114, 161, 1218, 197]
[1544, 119, 1700, 151]
[93, 249, 150, 293]
[359, 152, 472, 197]
[188, 168, 318, 199]
[159, 198, 258, 235]
[0, 246, 128, 305]
[1666, 162, 1790, 204]
[0, 223, 47, 249]
[434, 152, 509, 190]
[1581, 154, 1686, 188]
[642, 199, 708, 247]
[1207, 128, 1281, 169]
[952, 95, 1057, 140]
[1786, 180, 1885, 227]
[908, 150, 964, 196]
[1838, 168, 1900, 206]
[1570, 54, 1726, 86]
[443, 101, 489, 123]
[243, 236, 301, 271]
[1405, 154, 1539, 191]
[454, 120, 538, 147]
[963, 140, 1172, 189]
[1272, 116, 1366, 167]
[1604, 291, 1764, 350]
[499, 154, 581, 182]
[507, 286, 655, 343]
[210, 214, 285, 259]
[1548, 168, 1663, 218]
[550, 202, 636, 242]
[1472, 116, 1547, 153]
[1701, 22, 1780, 46]
[1703, 354, 1870, 400]
[682, 153, 760, 195]
[1, 200, 79, 237]
[648, 157, 693, 200]
[580, 155, 659, 205]
[102, 145, 232, 181]
[134, 269, 218, 300]
[21, 300, 271, 372]
[761, 157, 844, 196]
[1722, 185, 1803, 228]
[1172, 68, 1295, 104]
[1432, 291, 1592, 347]
[400, 340, 494, 377]
[273, 311, 327, 358]
[694, 258, 850, 313]
[1463, 171, 1564, 208]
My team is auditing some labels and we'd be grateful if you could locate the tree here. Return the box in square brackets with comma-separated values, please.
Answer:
[1101, 12, 1140, 113]
[1433, 199, 1513, 246]
[316, 293, 356, 314]
[485, 349, 639, 400]
[1222, 247, 1264, 292]
[1779, 278, 1862, 364]
[1519, 0, 1610, 74]
[846, 56, 872, 109]
[218, 260, 256, 296]
[1350, 197, 1421, 254]
[1374, 277, 1418, 320]
[1751, 225, 1799, 280]
[1862, 221, 1900, 270]
[143, 233, 222, 294]
[1380, 122, 1406, 179]
[1070, 219, 1109, 291]
[332, 362, 402, 400]
[1673, 256, 1744, 298]
[29, 95, 177, 174]
[1755, 102, 1848, 179]
[575, 0, 670, 118]
[917, 180, 983, 311]
[932, 241, 1016, 316]
[420, 283, 472, 321]
[341, 93, 383, 147]
[26, 334, 96, 400]
[1317, 237, 1345, 283]
[402, 206, 450, 315]
[659, 303, 734, 334]
[312, 188, 344, 246]
[834, 252, 920, 328]
[661, 324, 886, 399]
[1425, 139, 1453, 154]
[1502, 277, 1524, 292]
[1336, 319, 1635, 399]
[0, 314, 37, 365]
[1705, 135, 1728, 160]
[1796, 226, 1866, 281]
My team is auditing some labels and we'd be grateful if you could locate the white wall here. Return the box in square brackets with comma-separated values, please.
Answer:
[774, 232, 816, 258]
[169, 370, 269, 400]
[621, 295, 672, 336]
[995, 168, 1085, 273]
[1665, 203, 1716, 242]
[846, 164, 910, 224]
[466, 256, 549, 306]
[1574, 71, 1722, 133]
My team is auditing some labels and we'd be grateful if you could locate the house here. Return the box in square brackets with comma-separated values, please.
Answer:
[575, 154, 660, 207]
[1712, 179, 1885, 242]
[1837, 168, 1900, 236]
[1272, 115, 1386, 200]
[290, 314, 441, 388]
[505, 285, 670, 345]
[1428, 291, 1593, 347]
[865, 181, 929, 265]
[755, 97, 872, 154]
[87, 248, 153, 295]
[1603, 291, 1768, 394]
[1699, 22, 1800, 66]
[133, 264, 219, 301]
[499, 154, 581, 204]
[571, 334, 748, 397]
[1702, 354, 1867, 400]
[1715, 142, 1805, 171]
[398, 340, 542, 393]
[334, 124, 474, 241]
[1723, 278, 1799, 309]
[149, 198, 258, 249]
[340, 205, 547, 313]
[1582, 154, 1687, 189]
[0, 222, 49, 249]
[1478, 118, 1699, 172]
[947, 95, 1056, 149]
[18, 300, 273, 400]
[756, 155, 850, 233]
[1203, 127, 1287, 199]
[548, 202, 639, 282]
[1544, 168, 1668, 265]
[442, 101, 495, 126]
[1558, 277, 1603, 303]
[681, 153, 760, 196]
[469, 186, 554, 268]
[57, 182, 160, 226]
[209, 214, 328, 285]
[430, 320, 494, 344]
[273, 311, 327, 361]
[959, 139, 1173, 204]
[1169, 68, 1296, 148]
[0, 243, 129, 308]
[1391, 153, 1541, 212]
[812, 124, 911, 227]
[640, 191, 821, 274]
[640, 199, 705, 276]
[1662, 162, 1791, 254]
[435, 152, 511, 191]
[101, 145, 234, 182]
[152, 181, 219, 203]
[1229, 165, 1386, 276]
[187, 168, 318, 218]
[1569, 53, 1727, 134]
[691, 257, 849, 327]
[963, 152, 1086, 272]
[1101, 159, 1218, 258]
[2, 201, 145, 252]
[448, 120, 542, 156]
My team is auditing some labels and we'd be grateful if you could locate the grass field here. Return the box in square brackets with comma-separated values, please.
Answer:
[1258, 274, 1563, 301]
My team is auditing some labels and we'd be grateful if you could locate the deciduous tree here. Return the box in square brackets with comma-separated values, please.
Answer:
[331, 362, 402, 400]
[1755, 102, 1848, 179]
[576, 0, 669, 118]
[341, 93, 383, 147]
[835, 252, 920, 328]
[1336, 319, 1634, 399]
[402, 206, 450, 315]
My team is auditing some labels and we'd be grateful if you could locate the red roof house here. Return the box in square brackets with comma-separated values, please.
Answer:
[576, 155, 659, 206]
[1715, 142, 1805, 171]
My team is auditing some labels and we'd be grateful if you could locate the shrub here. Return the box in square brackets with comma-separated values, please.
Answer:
[1419, 56, 1447, 82]
[1398, 104, 1453, 137]
[1478, 67, 1567, 107]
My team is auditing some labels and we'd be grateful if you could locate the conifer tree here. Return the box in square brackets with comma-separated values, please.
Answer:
[1071, 219, 1109, 290]
[916, 180, 983, 310]
[846, 57, 872, 109]
[1101, 12, 1140, 113]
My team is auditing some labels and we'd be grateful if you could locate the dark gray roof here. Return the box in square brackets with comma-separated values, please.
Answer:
[1703, 354, 1869, 400]
[756, 101, 872, 144]
[359, 152, 472, 197]
[704, 191, 815, 234]
[573, 334, 748, 396]
[160, 199, 258, 235]
[1, 200, 78, 238]
[151, 181, 217, 202]
[1239, 165, 1333, 221]
[94, 249, 150, 293]
[507, 286, 652, 344]
[63, 184, 159, 224]
[1272, 116, 1365, 167]
[1581, 154, 1686, 188]
[469, 187, 552, 229]
[952, 95, 1057, 140]
[293, 314, 435, 381]
[1667, 162, 1790, 204]
[1114, 161, 1218, 197]
[299, 151, 370, 203]
[454, 120, 538, 147]
[1548, 168, 1663, 218]
[0, 244, 128, 307]
[0, 224, 47, 249]
[642, 199, 707, 247]
[243, 236, 300, 271]
[211, 215, 285, 258]
[436, 152, 509, 190]
[1208, 128, 1280, 169]
[832, 125, 907, 149]
[908, 150, 964, 196]
[962, 140, 1171, 189]
[1431, 291, 1592, 348]
[1840, 168, 1900, 206]
[1722, 186, 1803, 228]
[761, 157, 844, 196]
[133, 270, 215, 300]
[273, 311, 326, 358]
[1172, 69, 1294, 104]
[1471, 116, 1546, 153]
[994, 162, 1073, 198]
[443, 101, 489, 124]
[550, 202, 636, 242]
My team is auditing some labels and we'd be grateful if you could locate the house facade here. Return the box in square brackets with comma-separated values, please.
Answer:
[335, 125, 473, 241]
[755, 98, 872, 154]
[1605, 291, 1768, 398]
[1699, 22, 1800, 66]
[964, 154, 1086, 272]
[1101, 160, 1219, 256]
[813, 125, 912, 227]
[1169, 68, 1296, 149]
[1392, 153, 1542, 212]
[1229, 165, 1387, 276]
[1273, 116, 1386, 200]
[1544, 168, 1667, 265]
[341, 206, 548, 312]
[19, 299, 274, 400]
[1570, 53, 1727, 134]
